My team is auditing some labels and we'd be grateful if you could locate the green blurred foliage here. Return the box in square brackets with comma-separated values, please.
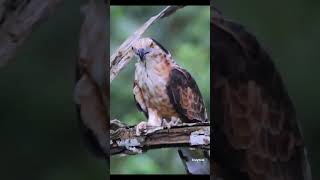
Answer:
[110, 6, 210, 174]
[0, 1, 106, 180]
[216, 1, 320, 179]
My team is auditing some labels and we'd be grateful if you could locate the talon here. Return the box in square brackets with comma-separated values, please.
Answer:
[162, 119, 171, 129]
[136, 121, 148, 136]
[171, 117, 182, 126]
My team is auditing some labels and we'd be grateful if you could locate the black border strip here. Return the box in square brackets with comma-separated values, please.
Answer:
[111, 175, 210, 179]
[209, 5, 213, 178]
[110, 0, 210, 6]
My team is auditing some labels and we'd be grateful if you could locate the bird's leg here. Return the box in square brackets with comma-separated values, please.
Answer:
[136, 108, 162, 136]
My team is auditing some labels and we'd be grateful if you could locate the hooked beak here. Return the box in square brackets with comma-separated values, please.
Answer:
[133, 48, 150, 61]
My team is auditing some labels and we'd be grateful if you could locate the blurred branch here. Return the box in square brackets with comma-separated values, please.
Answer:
[110, 120, 210, 155]
[109, 6, 184, 82]
[74, 0, 108, 158]
[0, 0, 63, 66]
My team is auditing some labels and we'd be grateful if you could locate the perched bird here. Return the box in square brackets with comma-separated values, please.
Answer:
[212, 8, 312, 180]
[131, 37, 209, 174]
[131, 37, 208, 133]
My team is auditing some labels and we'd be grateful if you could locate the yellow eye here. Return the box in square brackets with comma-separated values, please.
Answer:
[150, 42, 154, 48]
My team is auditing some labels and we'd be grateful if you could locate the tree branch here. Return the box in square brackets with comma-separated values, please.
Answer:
[109, 6, 184, 82]
[110, 120, 210, 156]
[0, 0, 63, 66]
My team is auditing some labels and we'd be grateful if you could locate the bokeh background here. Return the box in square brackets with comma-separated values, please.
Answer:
[110, 6, 210, 174]
[1, 0, 319, 178]
[0, 1, 107, 180]
[216, 1, 320, 179]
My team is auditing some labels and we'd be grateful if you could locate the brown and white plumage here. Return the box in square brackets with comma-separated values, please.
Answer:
[212, 9, 312, 180]
[132, 37, 207, 133]
[132, 37, 209, 174]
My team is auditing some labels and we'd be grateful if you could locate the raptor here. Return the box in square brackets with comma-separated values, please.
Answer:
[132, 37, 208, 134]
[131, 37, 209, 174]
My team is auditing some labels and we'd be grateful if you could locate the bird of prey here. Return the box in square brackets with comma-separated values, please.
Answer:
[212, 8, 312, 180]
[131, 37, 209, 174]
[131, 37, 208, 133]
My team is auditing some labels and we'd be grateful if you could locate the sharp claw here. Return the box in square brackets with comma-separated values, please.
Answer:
[136, 121, 148, 136]
[162, 119, 171, 129]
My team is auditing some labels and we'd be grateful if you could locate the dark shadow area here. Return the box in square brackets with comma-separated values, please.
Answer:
[0, 1, 107, 180]
[216, 1, 320, 179]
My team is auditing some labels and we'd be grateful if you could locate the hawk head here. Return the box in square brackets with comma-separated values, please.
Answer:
[132, 37, 171, 62]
